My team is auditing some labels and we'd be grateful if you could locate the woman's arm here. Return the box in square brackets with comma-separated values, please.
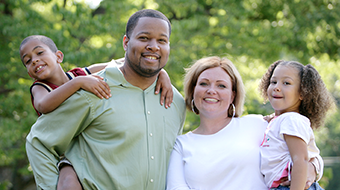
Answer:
[284, 134, 309, 190]
[166, 147, 190, 190]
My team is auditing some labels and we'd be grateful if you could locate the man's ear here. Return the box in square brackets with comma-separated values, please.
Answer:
[123, 35, 129, 51]
[56, 50, 64, 64]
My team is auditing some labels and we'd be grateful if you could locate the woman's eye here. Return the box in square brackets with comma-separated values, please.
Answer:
[218, 84, 226, 88]
[199, 82, 207, 86]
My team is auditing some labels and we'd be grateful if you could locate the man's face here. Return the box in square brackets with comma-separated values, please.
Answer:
[123, 17, 170, 78]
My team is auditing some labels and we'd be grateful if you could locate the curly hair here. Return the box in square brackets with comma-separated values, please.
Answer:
[259, 60, 335, 129]
[184, 56, 245, 117]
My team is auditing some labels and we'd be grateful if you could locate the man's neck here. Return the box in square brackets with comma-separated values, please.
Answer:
[119, 64, 158, 90]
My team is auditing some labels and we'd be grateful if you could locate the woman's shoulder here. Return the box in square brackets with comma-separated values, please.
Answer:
[239, 114, 267, 123]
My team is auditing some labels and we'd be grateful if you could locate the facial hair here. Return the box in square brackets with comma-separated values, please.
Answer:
[125, 54, 163, 78]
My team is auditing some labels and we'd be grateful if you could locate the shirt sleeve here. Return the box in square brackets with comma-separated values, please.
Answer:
[166, 140, 191, 190]
[26, 91, 94, 189]
[279, 114, 312, 144]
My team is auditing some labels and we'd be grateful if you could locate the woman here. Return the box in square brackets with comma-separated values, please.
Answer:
[166, 56, 322, 190]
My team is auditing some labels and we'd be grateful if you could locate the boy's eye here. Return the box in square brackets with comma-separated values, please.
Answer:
[25, 59, 31, 65]
[37, 51, 44, 55]
[159, 39, 167, 43]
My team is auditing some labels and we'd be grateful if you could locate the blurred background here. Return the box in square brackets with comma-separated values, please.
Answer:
[0, 0, 339, 189]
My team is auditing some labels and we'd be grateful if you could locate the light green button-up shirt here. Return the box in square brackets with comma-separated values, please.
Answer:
[26, 63, 186, 190]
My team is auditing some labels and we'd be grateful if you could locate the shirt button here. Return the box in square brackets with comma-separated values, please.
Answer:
[150, 133, 153, 137]
[151, 156, 154, 160]
[150, 179, 154, 183]
[147, 111, 151, 114]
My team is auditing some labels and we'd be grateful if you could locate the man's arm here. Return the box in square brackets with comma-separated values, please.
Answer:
[26, 92, 93, 189]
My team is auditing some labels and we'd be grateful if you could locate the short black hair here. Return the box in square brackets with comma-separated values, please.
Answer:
[126, 9, 171, 39]
[20, 35, 58, 53]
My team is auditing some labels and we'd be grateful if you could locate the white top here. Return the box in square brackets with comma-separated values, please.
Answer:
[260, 112, 320, 188]
[166, 115, 268, 190]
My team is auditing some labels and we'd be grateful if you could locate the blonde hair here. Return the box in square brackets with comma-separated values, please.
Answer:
[184, 56, 245, 117]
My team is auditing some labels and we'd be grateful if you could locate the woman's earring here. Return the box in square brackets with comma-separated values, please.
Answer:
[231, 103, 235, 117]
[191, 99, 198, 115]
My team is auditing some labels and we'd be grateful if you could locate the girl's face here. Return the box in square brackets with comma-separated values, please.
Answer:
[193, 67, 235, 118]
[267, 65, 302, 116]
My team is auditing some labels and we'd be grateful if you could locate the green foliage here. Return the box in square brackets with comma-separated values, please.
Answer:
[1, 0, 340, 189]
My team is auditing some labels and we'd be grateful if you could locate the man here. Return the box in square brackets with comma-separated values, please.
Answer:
[26, 9, 186, 190]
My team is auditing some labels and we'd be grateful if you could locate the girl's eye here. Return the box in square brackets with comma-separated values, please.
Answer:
[270, 81, 276, 84]
[284, 82, 291, 85]
[37, 51, 43, 55]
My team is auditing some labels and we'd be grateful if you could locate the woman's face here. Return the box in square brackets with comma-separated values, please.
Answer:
[193, 67, 235, 118]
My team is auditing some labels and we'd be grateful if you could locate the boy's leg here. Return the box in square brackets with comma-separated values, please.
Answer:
[57, 165, 83, 190]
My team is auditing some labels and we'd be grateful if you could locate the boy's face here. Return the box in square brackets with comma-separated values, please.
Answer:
[123, 17, 170, 78]
[20, 39, 63, 80]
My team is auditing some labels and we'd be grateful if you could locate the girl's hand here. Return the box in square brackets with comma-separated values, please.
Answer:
[78, 75, 111, 99]
[155, 69, 173, 108]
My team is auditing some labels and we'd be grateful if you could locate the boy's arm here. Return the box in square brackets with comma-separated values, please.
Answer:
[87, 63, 110, 74]
[32, 75, 111, 114]
[284, 134, 309, 190]
[86, 58, 124, 74]
[155, 69, 173, 108]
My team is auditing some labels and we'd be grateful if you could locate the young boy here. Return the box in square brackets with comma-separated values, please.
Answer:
[20, 35, 173, 116]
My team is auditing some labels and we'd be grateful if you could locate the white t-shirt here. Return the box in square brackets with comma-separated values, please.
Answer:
[260, 112, 320, 188]
[166, 115, 268, 190]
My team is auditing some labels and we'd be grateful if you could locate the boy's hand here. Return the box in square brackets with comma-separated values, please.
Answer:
[79, 75, 111, 99]
[155, 69, 173, 108]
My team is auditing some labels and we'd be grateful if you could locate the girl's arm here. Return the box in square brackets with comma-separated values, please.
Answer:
[155, 69, 173, 109]
[284, 134, 309, 190]
[32, 75, 111, 114]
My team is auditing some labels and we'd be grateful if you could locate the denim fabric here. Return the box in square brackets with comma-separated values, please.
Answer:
[270, 182, 324, 190]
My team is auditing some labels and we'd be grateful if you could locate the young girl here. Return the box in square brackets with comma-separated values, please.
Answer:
[259, 60, 335, 190]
